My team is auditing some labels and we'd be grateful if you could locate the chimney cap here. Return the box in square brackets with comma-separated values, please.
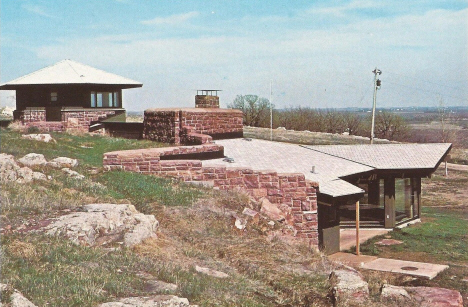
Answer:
[197, 89, 222, 96]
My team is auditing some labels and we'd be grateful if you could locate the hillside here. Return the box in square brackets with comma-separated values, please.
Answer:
[1, 128, 467, 306]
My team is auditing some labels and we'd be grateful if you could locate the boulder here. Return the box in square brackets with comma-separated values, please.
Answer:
[0, 153, 20, 182]
[144, 280, 178, 294]
[22, 134, 55, 143]
[259, 198, 285, 222]
[329, 269, 369, 306]
[40, 204, 158, 247]
[61, 168, 85, 180]
[48, 157, 79, 168]
[380, 284, 411, 304]
[0, 283, 38, 307]
[242, 207, 259, 224]
[0, 154, 47, 183]
[98, 295, 193, 307]
[405, 286, 463, 307]
[195, 265, 229, 278]
[18, 153, 47, 167]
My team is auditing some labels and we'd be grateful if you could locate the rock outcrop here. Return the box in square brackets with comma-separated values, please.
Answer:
[404, 286, 463, 307]
[329, 268, 369, 306]
[0, 283, 38, 307]
[48, 157, 79, 168]
[195, 265, 229, 278]
[40, 204, 158, 247]
[18, 153, 47, 167]
[22, 133, 56, 143]
[98, 295, 194, 307]
[0, 154, 47, 183]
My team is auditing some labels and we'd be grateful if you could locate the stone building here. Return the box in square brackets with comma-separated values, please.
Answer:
[0, 59, 142, 131]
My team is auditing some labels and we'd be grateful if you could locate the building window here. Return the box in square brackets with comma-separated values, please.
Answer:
[51, 92, 58, 102]
[90, 91, 120, 108]
[91, 91, 96, 107]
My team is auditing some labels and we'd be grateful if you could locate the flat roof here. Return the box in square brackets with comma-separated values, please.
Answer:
[0, 60, 142, 89]
[306, 143, 452, 170]
[203, 139, 451, 199]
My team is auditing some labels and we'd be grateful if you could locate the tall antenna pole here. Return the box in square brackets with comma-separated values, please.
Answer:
[370, 68, 382, 144]
[270, 80, 273, 141]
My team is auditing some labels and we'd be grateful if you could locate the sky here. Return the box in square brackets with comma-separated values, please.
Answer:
[1, 0, 467, 111]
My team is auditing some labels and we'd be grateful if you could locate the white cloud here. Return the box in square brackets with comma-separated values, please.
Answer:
[306, 0, 381, 17]
[141, 11, 199, 25]
[34, 7, 467, 110]
[21, 4, 56, 19]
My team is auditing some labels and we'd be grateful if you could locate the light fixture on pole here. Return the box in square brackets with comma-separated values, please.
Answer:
[370, 68, 382, 144]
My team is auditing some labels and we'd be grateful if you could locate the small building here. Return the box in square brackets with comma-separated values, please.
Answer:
[0, 59, 142, 131]
[103, 138, 451, 254]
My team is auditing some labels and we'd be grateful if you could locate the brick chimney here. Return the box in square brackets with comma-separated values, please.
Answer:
[195, 90, 220, 108]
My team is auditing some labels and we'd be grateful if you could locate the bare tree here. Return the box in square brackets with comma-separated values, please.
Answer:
[437, 97, 458, 143]
[343, 112, 363, 135]
[374, 111, 410, 141]
[325, 110, 346, 134]
[228, 95, 271, 127]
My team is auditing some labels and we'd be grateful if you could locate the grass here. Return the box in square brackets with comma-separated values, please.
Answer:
[356, 168, 468, 304]
[0, 129, 164, 167]
[1, 127, 332, 306]
[95, 171, 204, 211]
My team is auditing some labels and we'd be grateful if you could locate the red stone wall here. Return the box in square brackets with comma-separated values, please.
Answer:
[143, 110, 181, 144]
[103, 145, 319, 244]
[143, 108, 243, 145]
[181, 108, 243, 137]
[15, 108, 121, 132]
[62, 109, 120, 130]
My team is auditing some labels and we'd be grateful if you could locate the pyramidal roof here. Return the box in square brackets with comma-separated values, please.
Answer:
[0, 60, 142, 89]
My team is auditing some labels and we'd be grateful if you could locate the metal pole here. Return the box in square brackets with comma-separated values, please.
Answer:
[356, 200, 360, 256]
[270, 80, 273, 141]
[370, 68, 381, 145]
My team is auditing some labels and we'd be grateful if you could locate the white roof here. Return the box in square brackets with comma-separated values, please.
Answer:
[203, 139, 451, 199]
[0, 60, 142, 89]
[203, 139, 371, 198]
[306, 143, 452, 170]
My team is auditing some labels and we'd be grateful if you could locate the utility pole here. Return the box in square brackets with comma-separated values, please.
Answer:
[270, 80, 273, 141]
[370, 68, 382, 144]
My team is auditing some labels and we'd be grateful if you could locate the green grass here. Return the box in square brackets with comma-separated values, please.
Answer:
[1, 234, 149, 307]
[360, 207, 468, 263]
[0, 129, 165, 167]
[95, 171, 205, 211]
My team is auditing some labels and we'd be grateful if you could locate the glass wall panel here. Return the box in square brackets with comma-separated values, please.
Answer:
[97, 93, 103, 107]
[91, 92, 96, 107]
[395, 178, 413, 223]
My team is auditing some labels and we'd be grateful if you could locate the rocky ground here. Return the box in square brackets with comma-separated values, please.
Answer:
[1, 131, 466, 306]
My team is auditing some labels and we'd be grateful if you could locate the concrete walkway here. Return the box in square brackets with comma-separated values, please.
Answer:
[340, 228, 390, 251]
[329, 252, 449, 280]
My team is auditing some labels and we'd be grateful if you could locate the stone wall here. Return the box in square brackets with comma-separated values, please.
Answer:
[103, 145, 319, 244]
[14, 108, 122, 132]
[195, 95, 219, 108]
[143, 108, 243, 145]
[143, 110, 181, 144]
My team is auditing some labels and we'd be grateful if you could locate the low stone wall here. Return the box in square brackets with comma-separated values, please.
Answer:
[14, 108, 123, 132]
[103, 145, 319, 244]
[62, 109, 123, 130]
[143, 108, 243, 145]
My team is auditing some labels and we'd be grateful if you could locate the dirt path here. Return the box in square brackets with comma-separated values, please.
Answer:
[446, 162, 468, 172]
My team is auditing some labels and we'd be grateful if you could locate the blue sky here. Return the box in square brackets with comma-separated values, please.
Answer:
[1, 0, 467, 111]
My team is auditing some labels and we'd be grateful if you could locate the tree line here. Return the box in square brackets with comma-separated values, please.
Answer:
[228, 94, 411, 141]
